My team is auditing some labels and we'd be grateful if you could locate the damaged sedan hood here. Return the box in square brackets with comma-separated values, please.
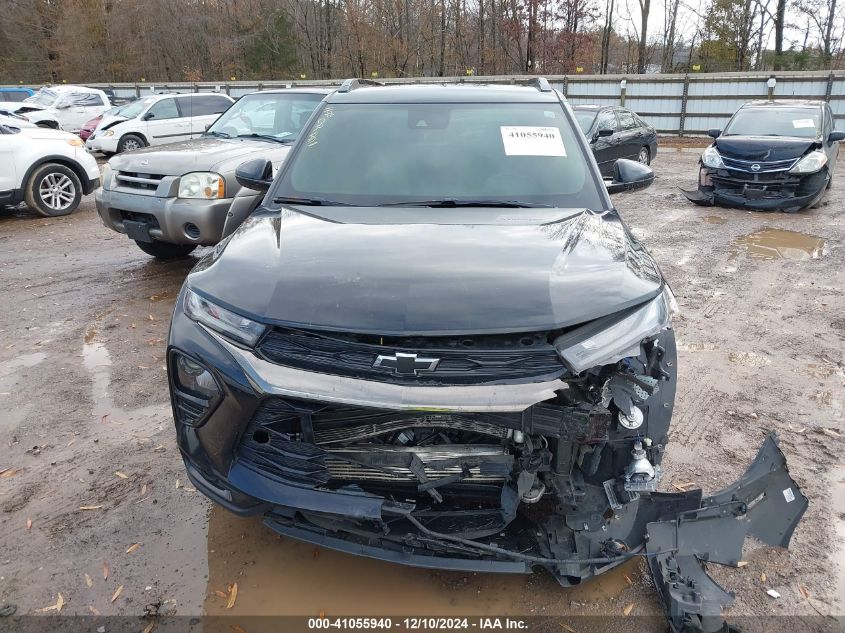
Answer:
[108, 137, 292, 176]
[189, 207, 663, 335]
[714, 135, 818, 161]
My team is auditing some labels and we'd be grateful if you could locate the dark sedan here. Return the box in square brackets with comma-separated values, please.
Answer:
[683, 100, 844, 212]
[573, 105, 658, 177]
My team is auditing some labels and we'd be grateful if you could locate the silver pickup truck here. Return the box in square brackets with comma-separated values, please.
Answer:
[95, 88, 331, 259]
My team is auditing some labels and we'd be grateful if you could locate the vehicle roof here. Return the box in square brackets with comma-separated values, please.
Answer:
[245, 88, 333, 96]
[742, 99, 825, 109]
[325, 83, 562, 104]
[572, 104, 609, 110]
[38, 85, 105, 94]
[0, 87, 32, 92]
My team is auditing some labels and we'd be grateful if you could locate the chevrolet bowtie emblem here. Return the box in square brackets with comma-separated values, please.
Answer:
[373, 352, 440, 376]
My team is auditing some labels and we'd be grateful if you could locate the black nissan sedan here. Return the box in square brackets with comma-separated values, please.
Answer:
[683, 100, 844, 212]
[573, 105, 658, 177]
[167, 79, 805, 630]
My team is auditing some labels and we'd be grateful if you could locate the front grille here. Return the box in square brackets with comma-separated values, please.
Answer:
[721, 156, 798, 173]
[256, 328, 565, 385]
[115, 171, 165, 193]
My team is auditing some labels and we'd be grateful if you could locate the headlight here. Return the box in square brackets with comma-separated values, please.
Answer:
[103, 129, 115, 137]
[184, 288, 265, 346]
[555, 286, 677, 374]
[66, 138, 83, 147]
[701, 146, 724, 169]
[789, 150, 827, 174]
[178, 172, 225, 199]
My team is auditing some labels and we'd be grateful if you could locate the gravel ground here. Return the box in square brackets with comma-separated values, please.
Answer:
[0, 149, 843, 630]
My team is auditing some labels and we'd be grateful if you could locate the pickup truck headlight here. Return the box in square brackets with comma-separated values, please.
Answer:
[178, 172, 225, 199]
[701, 146, 725, 169]
[555, 286, 677, 374]
[789, 150, 827, 174]
[184, 288, 265, 346]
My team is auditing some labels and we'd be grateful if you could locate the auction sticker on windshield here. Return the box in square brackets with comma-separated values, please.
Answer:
[500, 126, 566, 157]
[792, 118, 816, 129]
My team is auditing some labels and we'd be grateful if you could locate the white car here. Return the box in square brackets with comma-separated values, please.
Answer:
[86, 92, 234, 154]
[0, 111, 37, 128]
[8, 85, 111, 133]
[0, 121, 100, 217]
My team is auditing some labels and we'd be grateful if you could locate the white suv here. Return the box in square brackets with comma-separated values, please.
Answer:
[0, 120, 100, 216]
[8, 85, 111, 132]
[86, 93, 234, 154]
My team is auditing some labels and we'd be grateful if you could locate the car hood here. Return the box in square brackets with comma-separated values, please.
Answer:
[714, 136, 818, 162]
[17, 126, 77, 141]
[108, 137, 292, 176]
[187, 208, 664, 335]
[97, 114, 129, 130]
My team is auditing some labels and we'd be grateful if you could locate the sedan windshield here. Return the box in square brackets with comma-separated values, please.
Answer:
[24, 88, 58, 106]
[724, 107, 821, 138]
[275, 102, 603, 209]
[207, 93, 325, 141]
[574, 110, 598, 134]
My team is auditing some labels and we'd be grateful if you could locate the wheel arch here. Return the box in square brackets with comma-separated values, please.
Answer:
[118, 130, 148, 148]
[22, 156, 90, 195]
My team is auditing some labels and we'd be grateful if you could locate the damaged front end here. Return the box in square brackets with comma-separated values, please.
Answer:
[682, 145, 830, 212]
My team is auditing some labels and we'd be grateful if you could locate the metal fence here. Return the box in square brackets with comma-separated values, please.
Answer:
[9, 70, 845, 135]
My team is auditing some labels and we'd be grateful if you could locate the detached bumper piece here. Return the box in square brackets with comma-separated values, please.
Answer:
[682, 167, 828, 212]
[646, 433, 808, 633]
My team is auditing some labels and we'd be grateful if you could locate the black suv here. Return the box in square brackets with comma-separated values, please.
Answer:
[167, 80, 805, 628]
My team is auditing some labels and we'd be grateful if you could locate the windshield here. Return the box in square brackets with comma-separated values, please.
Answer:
[574, 110, 598, 134]
[118, 97, 157, 119]
[274, 102, 603, 209]
[207, 92, 325, 140]
[724, 107, 821, 138]
[24, 88, 58, 107]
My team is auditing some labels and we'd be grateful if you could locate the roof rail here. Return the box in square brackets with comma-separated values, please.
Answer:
[337, 78, 384, 93]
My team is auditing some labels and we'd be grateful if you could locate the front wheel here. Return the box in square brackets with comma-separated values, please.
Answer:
[25, 163, 82, 217]
[637, 147, 651, 165]
[117, 134, 146, 153]
[134, 240, 197, 260]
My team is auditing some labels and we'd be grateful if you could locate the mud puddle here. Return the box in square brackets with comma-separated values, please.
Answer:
[733, 228, 826, 261]
[202, 507, 656, 620]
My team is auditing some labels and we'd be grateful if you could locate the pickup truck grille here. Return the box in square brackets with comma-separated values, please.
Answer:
[115, 171, 164, 193]
[256, 327, 565, 385]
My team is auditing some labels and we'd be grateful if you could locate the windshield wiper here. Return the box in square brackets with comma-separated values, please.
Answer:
[272, 196, 353, 206]
[377, 199, 552, 208]
[204, 130, 232, 139]
[237, 133, 295, 144]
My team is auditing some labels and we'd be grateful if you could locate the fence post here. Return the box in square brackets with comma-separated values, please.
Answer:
[826, 72, 834, 102]
[766, 75, 776, 101]
[679, 74, 690, 137]
[562, 75, 568, 97]
[135, 84, 140, 98]
[619, 79, 627, 106]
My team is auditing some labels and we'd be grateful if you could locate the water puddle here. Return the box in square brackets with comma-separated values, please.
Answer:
[733, 228, 826, 261]
[703, 215, 728, 224]
[203, 507, 653, 619]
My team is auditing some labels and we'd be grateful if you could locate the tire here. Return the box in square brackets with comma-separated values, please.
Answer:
[117, 134, 146, 153]
[134, 240, 197, 260]
[637, 147, 651, 165]
[24, 163, 82, 217]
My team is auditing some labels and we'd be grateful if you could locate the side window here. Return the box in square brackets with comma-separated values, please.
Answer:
[71, 93, 105, 107]
[147, 98, 179, 120]
[824, 106, 833, 138]
[191, 96, 232, 116]
[617, 110, 638, 130]
[595, 110, 618, 132]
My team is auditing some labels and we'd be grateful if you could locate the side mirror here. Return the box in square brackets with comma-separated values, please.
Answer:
[142, 112, 154, 121]
[596, 128, 614, 138]
[605, 159, 654, 194]
[828, 130, 845, 143]
[707, 128, 721, 139]
[236, 158, 273, 193]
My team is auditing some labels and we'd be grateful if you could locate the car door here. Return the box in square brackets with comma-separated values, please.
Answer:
[590, 109, 621, 177]
[142, 97, 190, 145]
[0, 129, 19, 201]
[823, 104, 839, 170]
[60, 92, 107, 132]
[188, 95, 233, 137]
[616, 108, 644, 160]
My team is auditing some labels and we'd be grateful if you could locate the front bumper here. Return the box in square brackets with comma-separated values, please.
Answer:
[682, 165, 829, 211]
[95, 187, 235, 246]
[86, 135, 119, 154]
